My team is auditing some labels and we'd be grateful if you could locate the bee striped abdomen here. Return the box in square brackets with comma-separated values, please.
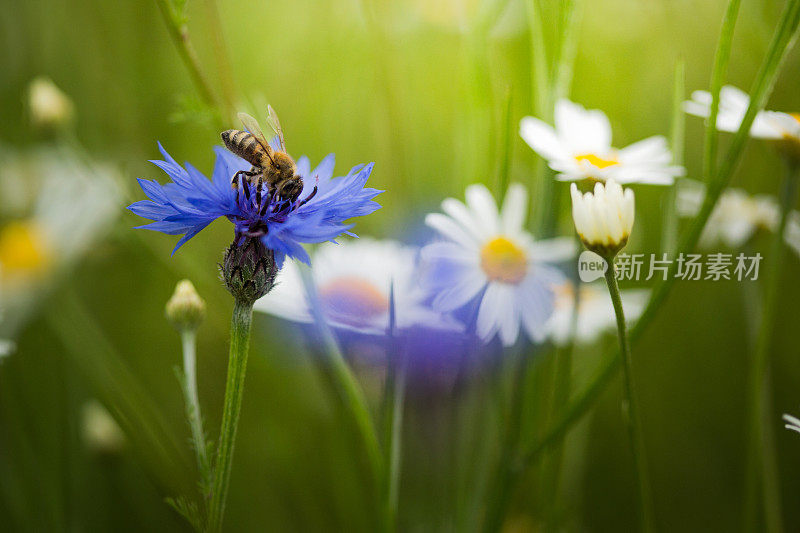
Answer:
[221, 129, 270, 167]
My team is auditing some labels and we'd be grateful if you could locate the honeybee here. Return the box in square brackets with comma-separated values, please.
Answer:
[221, 106, 312, 206]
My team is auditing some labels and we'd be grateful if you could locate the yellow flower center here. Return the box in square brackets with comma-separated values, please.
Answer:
[0, 221, 51, 281]
[480, 237, 528, 284]
[318, 276, 389, 325]
[790, 112, 800, 124]
[574, 152, 619, 170]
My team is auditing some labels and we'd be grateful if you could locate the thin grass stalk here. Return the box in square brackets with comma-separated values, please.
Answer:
[298, 266, 384, 527]
[154, 0, 224, 130]
[381, 284, 407, 533]
[662, 60, 685, 255]
[704, 0, 742, 185]
[541, 253, 581, 528]
[743, 161, 799, 532]
[481, 345, 532, 533]
[47, 289, 192, 491]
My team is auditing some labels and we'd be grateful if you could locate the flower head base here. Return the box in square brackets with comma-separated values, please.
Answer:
[165, 279, 206, 330]
[570, 179, 635, 259]
[128, 144, 382, 268]
[221, 238, 277, 304]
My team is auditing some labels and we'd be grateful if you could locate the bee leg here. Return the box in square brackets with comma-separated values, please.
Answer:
[295, 185, 318, 209]
[231, 170, 250, 205]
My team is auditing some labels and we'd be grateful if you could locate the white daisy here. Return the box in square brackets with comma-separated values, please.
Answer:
[784, 412, 800, 435]
[684, 85, 800, 141]
[520, 99, 684, 185]
[546, 282, 649, 346]
[254, 238, 459, 335]
[420, 183, 574, 347]
[677, 180, 780, 249]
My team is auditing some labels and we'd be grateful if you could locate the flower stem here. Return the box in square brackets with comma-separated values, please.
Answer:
[154, 0, 224, 128]
[298, 267, 384, 526]
[207, 299, 253, 533]
[743, 161, 799, 532]
[481, 347, 530, 533]
[381, 351, 407, 533]
[541, 266, 581, 526]
[604, 265, 655, 533]
[180, 328, 211, 486]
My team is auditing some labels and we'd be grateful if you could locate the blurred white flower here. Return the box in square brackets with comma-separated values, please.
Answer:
[520, 99, 683, 185]
[684, 85, 800, 141]
[82, 400, 125, 454]
[0, 147, 122, 337]
[570, 179, 635, 258]
[421, 183, 574, 347]
[784, 412, 800, 435]
[28, 77, 75, 130]
[677, 180, 779, 249]
[255, 238, 459, 335]
[547, 282, 649, 346]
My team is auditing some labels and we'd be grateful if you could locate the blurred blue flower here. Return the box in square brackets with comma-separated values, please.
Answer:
[128, 144, 382, 267]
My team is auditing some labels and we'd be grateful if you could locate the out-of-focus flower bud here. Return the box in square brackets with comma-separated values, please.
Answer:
[165, 279, 206, 330]
[28, 77, 75, 131]
[82, 400, 125, 455]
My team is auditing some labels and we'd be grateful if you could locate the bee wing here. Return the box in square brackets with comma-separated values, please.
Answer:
[238, 112, 272, 154]
[266, 105, 287, 153]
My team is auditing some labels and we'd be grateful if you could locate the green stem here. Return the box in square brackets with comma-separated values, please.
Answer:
[381, 351, 407, 533]
[703, 0, 742, 184]
[180, 328, 211, 486]
[154, 0, 224, 128]
[202, 0, 237, 118]
[743, 162, 799, 532]
[298, 267, 384, 525]
[207, 300, 253, 533]
[605, 264, 656, 532]
[481, 347, 531, 533]
[662, 59, 685, 255]
[541, 263, 581, 527]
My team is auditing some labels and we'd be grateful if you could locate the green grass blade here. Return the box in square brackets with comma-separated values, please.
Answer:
[704, 0, 742, 183]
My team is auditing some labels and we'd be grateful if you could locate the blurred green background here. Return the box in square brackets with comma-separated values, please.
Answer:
[2, 0, 800, 531]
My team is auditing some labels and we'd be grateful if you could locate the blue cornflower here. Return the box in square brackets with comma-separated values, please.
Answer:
[128, 143, 382, 267]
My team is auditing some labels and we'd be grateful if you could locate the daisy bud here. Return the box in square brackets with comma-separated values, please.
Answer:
[82, 401, 125, 455]
[165, 279, 206, 330]
[28, 77, 75, 131]
[221, 238, 277, 304]
[570, 179, 635, 259]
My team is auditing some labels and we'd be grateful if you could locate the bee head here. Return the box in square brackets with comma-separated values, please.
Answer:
[277, 177, 304, 204]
